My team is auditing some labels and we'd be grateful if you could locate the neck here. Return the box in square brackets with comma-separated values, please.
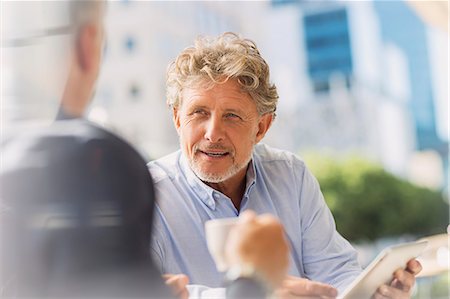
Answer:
[206, 165, 248, 210]
[60, 85, 91, 118]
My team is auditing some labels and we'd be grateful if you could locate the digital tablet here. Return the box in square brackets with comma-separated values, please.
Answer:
[339, 240, 428, 299]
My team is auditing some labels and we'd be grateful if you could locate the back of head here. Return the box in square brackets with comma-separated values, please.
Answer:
[69, 0, 106, 29]
[0, 120, 168, 298]
[1, 0, 106, 125]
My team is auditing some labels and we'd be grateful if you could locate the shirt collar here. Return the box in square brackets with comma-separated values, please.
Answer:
[244, 157, 257, 198]
[179, 153, 216, 209]
[178, 152, 258, 210]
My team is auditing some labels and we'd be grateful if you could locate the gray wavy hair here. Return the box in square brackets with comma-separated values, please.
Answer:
[166, 32, 279, 116]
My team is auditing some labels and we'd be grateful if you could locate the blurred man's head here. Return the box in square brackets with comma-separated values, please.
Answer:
[2, 0, 107, 123]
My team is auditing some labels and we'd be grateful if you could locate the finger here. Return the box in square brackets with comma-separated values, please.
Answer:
[239, 210, 257, 222]
[165, 274, 189, 288]
[274, 288, 299, 299]
[164, 275, 177, 285]
[257, 213, 279, 224]
[257, 216, 286, 236]
[390, 278, 404, 291]
[284, 278, 337, 297]
[179, 288, 189, 299]
[372, 291, 390, 299]
[166, 279, 189, 299]
[376, 284, 409, 299]
[392, 269, 415, 292]
[273, 289, 289, 299]
[176, 274, 189, 287]
[406, 259, 422, 275]
[276, 287, 336, 299]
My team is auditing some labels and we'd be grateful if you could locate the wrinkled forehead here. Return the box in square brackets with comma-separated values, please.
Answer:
[180, 77, 253, 103]
[180, 79, 257, 111]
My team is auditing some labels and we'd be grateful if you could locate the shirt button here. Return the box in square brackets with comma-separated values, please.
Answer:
[213, 193, 219, 200]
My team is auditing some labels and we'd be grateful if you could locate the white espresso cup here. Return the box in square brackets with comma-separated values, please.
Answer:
[205, 217, 239, 272]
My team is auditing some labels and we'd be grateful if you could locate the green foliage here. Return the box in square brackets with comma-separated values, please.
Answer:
[303, 153, 449, 242]
[414, 274, 449, 299]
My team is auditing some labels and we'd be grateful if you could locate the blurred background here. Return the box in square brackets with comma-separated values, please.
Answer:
[1, 0, 449, 298]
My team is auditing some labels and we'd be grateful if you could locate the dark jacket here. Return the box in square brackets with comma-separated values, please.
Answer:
[0, 120, 170, 298]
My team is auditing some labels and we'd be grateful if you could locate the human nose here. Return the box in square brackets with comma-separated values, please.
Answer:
[203, 115, 224, 143]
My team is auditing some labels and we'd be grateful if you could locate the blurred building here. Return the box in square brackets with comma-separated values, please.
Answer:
[303, 7, 353, 93]
[372, 0, 448, 190]
[271, 0, 448, 189]
[374, 1, 443, 151]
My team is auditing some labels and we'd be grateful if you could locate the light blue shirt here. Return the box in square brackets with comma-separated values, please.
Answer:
[148, 144, 361, 293]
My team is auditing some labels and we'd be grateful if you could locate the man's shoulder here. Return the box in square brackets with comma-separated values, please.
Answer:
[3, 120, 136, 155]
[254, 143, 306, 169]
[54, 120, 145, 162]
[21, 120, 131, 147]
[3, 120, 150, 177]
[147, 151, 181, 183]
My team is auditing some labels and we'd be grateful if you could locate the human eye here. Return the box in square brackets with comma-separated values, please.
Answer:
[189, 108, 208, 116]
[224, 112, 242, 120]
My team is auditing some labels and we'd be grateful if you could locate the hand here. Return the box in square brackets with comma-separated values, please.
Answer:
[372, 259, 422, 299]
[225, 210, 290, 289]
[275, 275, 338, 299]
[163, 274, 189, 299]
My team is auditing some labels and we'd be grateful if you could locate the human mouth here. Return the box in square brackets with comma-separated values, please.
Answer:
[199, 150, 230, 158]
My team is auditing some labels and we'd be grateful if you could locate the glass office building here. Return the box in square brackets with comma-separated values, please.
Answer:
[303, 8, 353, 93]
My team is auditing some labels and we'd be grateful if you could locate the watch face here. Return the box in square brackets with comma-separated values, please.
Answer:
[226, 265, 271, 297]
[226, 277, 268, 298]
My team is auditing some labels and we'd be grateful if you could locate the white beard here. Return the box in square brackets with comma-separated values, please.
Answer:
[180, 138, 252, 183]
[189, 153, 251, 183]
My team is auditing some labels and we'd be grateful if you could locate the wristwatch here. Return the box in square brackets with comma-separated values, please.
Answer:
[225, 264, 272, 298]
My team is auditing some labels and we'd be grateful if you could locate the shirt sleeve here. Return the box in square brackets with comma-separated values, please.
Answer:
[150, 207, 166, 273]
[297, 163, 361, 293]
[150, 241, 164, 273]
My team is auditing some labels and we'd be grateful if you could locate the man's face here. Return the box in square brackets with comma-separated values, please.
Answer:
[173, 79, 272, 183]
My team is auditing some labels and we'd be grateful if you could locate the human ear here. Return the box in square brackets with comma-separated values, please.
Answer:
[172, 107, 181, 135]
[255, 113, 273, 143]
[77, 24, 101, 72]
